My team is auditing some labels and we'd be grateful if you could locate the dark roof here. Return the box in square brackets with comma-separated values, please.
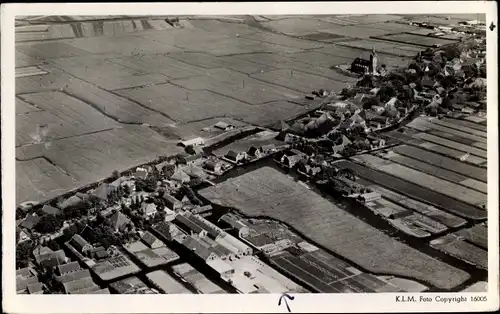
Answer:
[182, 236, 213, 260]
[108, 211, 131, 230]
[95, 249, 109, 260]
[17, 276, 39, 291]
[70, 234, 90, 252]
[40, 257, 62, 269]
[27, 282, 44, 294]
[203, 160, 221, 171]
[20, 214, 40, 230]
[214, 121, 231, 129]
[16, 267, 32, 279]
[141, 231, 162, 248]
[219, 214, 247, 231]
[225, 150, 241, 160]
[42, 204, 61, 216]
[244, 234, 274, 247]
[56, 269, 91, 284]
[174, 215, 204, 234]
[188, 215, 220, 238]
[57, 261, 81, 275]
[163, 193, 182, 208]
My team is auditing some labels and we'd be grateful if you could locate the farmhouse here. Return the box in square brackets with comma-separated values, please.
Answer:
[247, 146, 263, 158]
[69, 234, 93, 255]
[108, 211, 132, 232]
[163, 193, 182, 210]
[204, 160, 223, 174]
[225, 150, 246, 163]
[179, 137, 205, 147]
[214, 121, 235, 131]
[59, 195, 83, 209]
[170, 169, 190, 183]
[135, 167, 149, 180]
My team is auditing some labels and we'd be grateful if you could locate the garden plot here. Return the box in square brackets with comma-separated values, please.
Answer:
[335, 39, 423, 57]
[442, 118, 487, 132]
[431, 234, 487, 270]
[260, 18, 347, 36]
[377, 151, 487, 193]
[16, 70, 75, 94]
[16, 126, 184, 205]
[353, 154, 486, 207]
[429, 119, 487, 139]
[455, 225, 487, 250]
[116, 82, 264, 123]
[16, 50, 42, 67]
[413, 133, 487, 159]
[337, 160, 486, 220]
[408, 118, 487, 144]
[250, 68, 355, 94]
[317, 25, 407, 39]
[189, 19, 259, 36]
[170, 68, 302, 105]
[199, 167, 470, 290]
[392, 140, 488, 182]
[285, 51, 352, 68]
[16, 91, 118, 147]
[65, 34, 182, 56]
[416, 142, 486, 166]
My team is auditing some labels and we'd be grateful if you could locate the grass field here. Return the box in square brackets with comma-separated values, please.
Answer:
[431, 234, 487, 270]
[408, 118, 487, 144]
[199, 167, 470, 290]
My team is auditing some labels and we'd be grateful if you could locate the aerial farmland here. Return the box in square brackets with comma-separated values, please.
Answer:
[13, 14, 491, 299]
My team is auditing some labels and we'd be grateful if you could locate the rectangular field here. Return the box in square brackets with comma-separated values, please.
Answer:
[431, 234, 487, 269]
[392, 145, 487, 182]
[407, 118, 486, 144]
[442, 118, 487, 132]
[416, 142, 486, 165]
[352, 155, 487, 207]
[199, 167, 470, 290]
[429, 119, 487, 138]
[378, 152, 487, 193]
[455, 225, 488, 250]
[336, 161, 486, 220]
[375, 33, 458, 47]
[413, 133, 487, 159]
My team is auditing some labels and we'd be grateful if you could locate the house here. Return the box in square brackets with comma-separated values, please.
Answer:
[174, 214, 207, 237]
[246, 146, 263, 159]
[17, 274, 40, 293]
[260, 144, 277, 154]
[135, 167, 148, 180]
[203, 160, 223, 174]
[27, 282, 44, 294]
[170, 169, 190, 183]
[163, 193, 182, 211]
[141, 203, 158, 217]
[192, 205, 213, 217]
[91, 246, 109, 260]
[358, 192, 382, 203]
[59, 195, 83, 210]
[108, 211, 131, 232]
[181, 236, 218, 262]
[20, 214, 40, 231]
[187, 214, 222, 240]
[17, 228, 31, 243]
[33, 247, 67, 266]
[153, 222, 184, 242]
[42, 204, 60, 216]
[218, 214, 250, 238]
[214, 121, 234, 131]
[141, 231, 164, 249]
[69, 234, 93, 255]
[184, 164, 206, 179]
[280, 153, 303, 169]
[371, 115, 390, 126]
[57, 261, 81, 276]
[179, 137, 205, 148]
[225, 150, 246, 163]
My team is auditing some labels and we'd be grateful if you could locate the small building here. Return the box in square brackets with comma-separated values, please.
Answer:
[206, 258, 235, 277]
[203, 160, 223, 174]
[135, 167, 148, 180]
[280, 154, 303, 169]
[214, 121, 235, 131]
[260, 144, 277, 154]
[216, 233, 253, 256]
[59, 195, 83, 210]
[163, 194, 182, 211]
[153, 222, 184, 242]
[174, 214, 207, 237]
[246, 146, 263, 159]
[141, 203, 158, 217]
[91, 246, 109, 260]
[69, 235, 93, 255]
[170, 169, 190, 183]
[42, 204, 61, 216]
[91, 183, 112, 201]
[225, 150, 246, 163]
[20, 214, 40, 231]
[57, 261, 81, 276]
[181, 236, 218, 262]
[218, 214, 250, 238]
[17, 228, 31, 243]
[141, 231, 164, 249]
[108, 211, 132, 232]
[179, 137, 205, 148]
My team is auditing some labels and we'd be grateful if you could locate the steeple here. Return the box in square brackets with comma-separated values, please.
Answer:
[370, 47, 378, 75]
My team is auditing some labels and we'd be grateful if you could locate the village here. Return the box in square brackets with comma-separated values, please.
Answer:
[15, 15, 488, 295]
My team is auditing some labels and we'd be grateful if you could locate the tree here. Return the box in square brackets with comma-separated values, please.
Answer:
[189, 176, 204, 187]
[34, 215, 63, 234]
[47, 239, 60, 251]
[16, 241, 33, 269]
[111, 170, 120, 180]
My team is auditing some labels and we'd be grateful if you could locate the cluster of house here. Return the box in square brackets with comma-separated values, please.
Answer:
[222, 143, 278, 165]
[110, 276, 158, 294]
[16, 267, 43, 294]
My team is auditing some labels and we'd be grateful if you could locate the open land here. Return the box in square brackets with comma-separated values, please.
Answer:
[199, 166, 470, 289]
